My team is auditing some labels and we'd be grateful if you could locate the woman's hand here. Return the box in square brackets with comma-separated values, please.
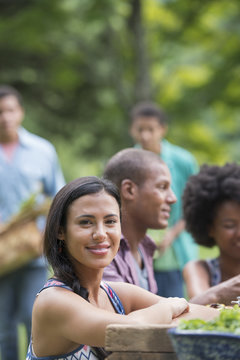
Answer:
[166, 297, 190, 318]
[127, 297, 189, 325]
[190, 274, 240, 306]
[171, 303, 219, 326]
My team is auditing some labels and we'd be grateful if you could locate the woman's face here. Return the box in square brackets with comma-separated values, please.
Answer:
[209, 201, 240, 260]
[59, 190, 121, 272]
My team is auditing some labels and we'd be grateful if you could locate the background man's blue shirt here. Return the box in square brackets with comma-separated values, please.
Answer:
[0, 127, 65, 223]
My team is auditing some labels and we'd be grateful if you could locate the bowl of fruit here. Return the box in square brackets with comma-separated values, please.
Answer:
[168, 305, 240, 360]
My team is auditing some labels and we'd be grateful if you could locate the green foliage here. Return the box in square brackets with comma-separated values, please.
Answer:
[178, 306, 240, 334]
[144, 0, 240, 165]
[18, 193, 38, 213]
[53, 136, 105, 182]
[0, 0, 240, 180]
[18, 324, 27, 360]
[1, 1, 239, 353]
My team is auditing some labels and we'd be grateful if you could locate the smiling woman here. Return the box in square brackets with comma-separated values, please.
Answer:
[26, 176, 217, 360]
[57, 190, 121, 273]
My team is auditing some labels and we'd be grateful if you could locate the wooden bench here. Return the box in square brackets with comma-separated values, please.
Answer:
[105, 324, 177, 360]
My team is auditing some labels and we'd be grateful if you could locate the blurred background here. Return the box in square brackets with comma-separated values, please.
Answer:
[1, 1, 240, 358]
[1, 0, 240, 182]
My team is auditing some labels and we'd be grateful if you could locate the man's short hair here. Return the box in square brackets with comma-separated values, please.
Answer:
[130, 101, 167, 126]
[0, 85, 23, 105]
[103, 148, 164, 189]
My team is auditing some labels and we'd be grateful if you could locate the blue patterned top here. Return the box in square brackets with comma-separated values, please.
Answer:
[26, 278, 125, 360]
[206, 258, 221, 286]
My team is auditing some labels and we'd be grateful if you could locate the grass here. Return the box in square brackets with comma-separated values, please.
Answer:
[19, 325, 27, 360]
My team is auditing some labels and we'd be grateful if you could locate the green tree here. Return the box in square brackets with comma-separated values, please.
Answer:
[0, 0, 239, 181]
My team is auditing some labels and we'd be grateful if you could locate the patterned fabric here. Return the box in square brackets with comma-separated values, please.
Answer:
[39, 278, 73, 292]
[26, 279, 125, 360]
[100, 281, 125, 315]
[27, 344, 99, 360]
[205, 258, 221, 286]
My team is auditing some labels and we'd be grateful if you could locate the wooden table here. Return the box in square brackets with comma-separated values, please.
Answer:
[105, 324, 177, 360]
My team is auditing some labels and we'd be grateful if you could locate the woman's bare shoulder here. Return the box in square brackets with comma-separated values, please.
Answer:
[184, 259, 209, 275]
[33, 286, 83, 321]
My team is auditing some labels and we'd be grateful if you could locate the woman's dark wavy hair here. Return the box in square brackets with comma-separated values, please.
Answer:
[44, 176, 121, 296]
[183, 163, 240, 248]
[44, 176, 120, 359]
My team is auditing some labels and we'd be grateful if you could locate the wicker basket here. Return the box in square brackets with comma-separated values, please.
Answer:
[0, 199, 50, 276]
[0, 221, 43, 276]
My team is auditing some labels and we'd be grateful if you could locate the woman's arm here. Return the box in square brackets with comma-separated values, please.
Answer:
[189, 274, 240, 306]
[109, 281, 189, 317]
[171, 303, 218, 325]
[157, 219, 185, 255]
[184, 261, 240, 305]
[183, 260, 210, 299]
[108, 283, 218, 326]
[33, 284, 189, 352]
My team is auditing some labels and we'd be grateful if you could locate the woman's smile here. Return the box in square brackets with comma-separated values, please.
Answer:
[86, 243, 111, 255]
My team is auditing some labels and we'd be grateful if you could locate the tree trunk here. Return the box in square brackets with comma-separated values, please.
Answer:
[128, 0, 152, 102]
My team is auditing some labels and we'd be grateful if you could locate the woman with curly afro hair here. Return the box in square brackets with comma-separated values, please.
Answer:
[182, 162, 240, 306]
